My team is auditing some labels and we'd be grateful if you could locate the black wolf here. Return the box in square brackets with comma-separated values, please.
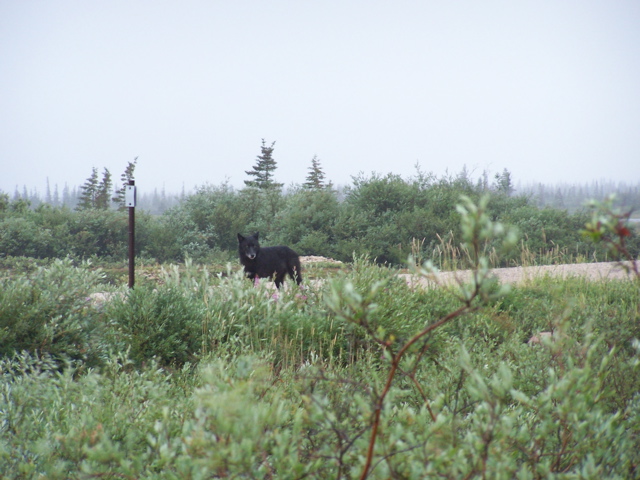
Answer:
[237, 232, 302, 288]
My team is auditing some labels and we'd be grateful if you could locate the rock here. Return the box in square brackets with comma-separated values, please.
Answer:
[528, 331, 552, 345]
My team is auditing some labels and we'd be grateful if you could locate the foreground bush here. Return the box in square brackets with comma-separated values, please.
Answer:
[0, 259, 105, 367]
[1, 333, 638, 478]
[104, 281, 206, 368]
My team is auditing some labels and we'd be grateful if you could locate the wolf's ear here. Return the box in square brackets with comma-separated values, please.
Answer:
[237, 233, 245, 242]
[254, 232, 260, 240]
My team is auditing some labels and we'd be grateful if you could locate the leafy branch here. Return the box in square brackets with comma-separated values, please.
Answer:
[326, 195, 518, 479]
[583, 195, 639, 281]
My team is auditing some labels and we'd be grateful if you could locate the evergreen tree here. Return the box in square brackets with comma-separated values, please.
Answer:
[244, 139, 283, 190]
[303, 155, 329, 189]
[77, 167, 113, 210]
[494, 168, 514, 195]
[112, 157, 138, 209]
[62, 184, 72, 207]
[95, 168, 112, 210]
[77, 167, 99, 210]
[53, 184, 60, 207]
[45, 178, 52, 204]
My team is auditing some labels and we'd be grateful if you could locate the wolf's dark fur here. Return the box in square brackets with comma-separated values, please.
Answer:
[237, 232, 302, 288]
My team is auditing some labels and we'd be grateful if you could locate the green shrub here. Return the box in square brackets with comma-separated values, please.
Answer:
[271, 187, 340, 257]
[0, 259, 105, 366]
[104, 283, 206, 367]
[67, 209, 129, 259]
[1, 261, 639, 478]
[0, 352, 189, 479]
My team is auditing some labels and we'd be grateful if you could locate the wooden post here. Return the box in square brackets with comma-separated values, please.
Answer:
[127, 180, 135, 288]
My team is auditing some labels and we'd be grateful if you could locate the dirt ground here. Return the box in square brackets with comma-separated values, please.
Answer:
[299, 256, 636, 288]
[399, 261, 637, 288]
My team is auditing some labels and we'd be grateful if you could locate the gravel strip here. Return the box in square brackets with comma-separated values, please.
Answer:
[400, 261, 637, 288]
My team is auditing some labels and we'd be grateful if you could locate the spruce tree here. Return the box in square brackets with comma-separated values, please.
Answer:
[494, 168, 514, 195]
[53, 184, 60, 206]
[244, 139, 283, 190]
[45, 178, 52, 204]
[95, 168, 112, 210]
[303, 155, 330, 189]
[112, 157, 138, 209]
[77, 167, 99, 210]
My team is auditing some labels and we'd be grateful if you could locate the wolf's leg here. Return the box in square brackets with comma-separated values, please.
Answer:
[290, 262, 303, 285]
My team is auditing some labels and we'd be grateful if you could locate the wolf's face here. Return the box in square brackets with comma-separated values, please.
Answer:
[238, 233, 260, 260]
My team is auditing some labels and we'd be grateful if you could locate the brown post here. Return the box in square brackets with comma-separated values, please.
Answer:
[128, 180, 135, 288]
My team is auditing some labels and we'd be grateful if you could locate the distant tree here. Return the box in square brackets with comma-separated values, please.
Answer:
[53, 184, 60, 206]
[45, 178, 52, 204]
[62, 184, 73, 207]
[494, 168, 514, 195]
[77, 167, 113, 210]
[77, 167, 99, 210]
[457, 164, 471, 183]
[112, 157, 138, 210]
[0, 192, 9, 213]
[244, 139, 283, 190]
[303, 155, 330, 190]
[95, 168, 113, 210]
[477, 169, 490, 191]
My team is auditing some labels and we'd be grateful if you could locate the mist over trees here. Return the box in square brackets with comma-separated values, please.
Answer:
[518, 180, 640, 212]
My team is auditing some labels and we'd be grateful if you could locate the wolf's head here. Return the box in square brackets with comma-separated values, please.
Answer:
[237, 232, 260, 260]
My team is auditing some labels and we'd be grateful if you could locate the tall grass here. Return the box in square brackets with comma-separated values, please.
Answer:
[417, 232, 611, 270]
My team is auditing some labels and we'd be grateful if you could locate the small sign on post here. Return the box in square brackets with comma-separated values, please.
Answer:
[125, 185, 137, 207]
[127, 180, 136, 289]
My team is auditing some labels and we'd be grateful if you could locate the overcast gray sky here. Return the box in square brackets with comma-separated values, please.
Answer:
[1, 0, 639, 196]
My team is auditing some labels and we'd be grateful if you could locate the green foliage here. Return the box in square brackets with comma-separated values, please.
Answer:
[244, 139, 283, 190]
[67, 209, 129, 258]
[136, 212, 183, 263]
[161, 183, 253, 261]
[0, 352, 190, 479]
[75, 167, 99, 210]
[1, 252, 639, 478]
[0, 204, 74, 259]
[304, 155, 330, 189]
[502, 204, 598, 264]
[104, 282, 205, 368]
[583, 195, 640, 264]
[95, 168, 113, 210]
[112, 157, 137, 209]
[76, 167, 113, 211]
[0, 259, 105, 366]
[271, 187, 340, 256]
[493, 167, 514, 194]
[0, 168, 612, 266]
[3, 187, 639, 478]
[2, 276, 638, 478]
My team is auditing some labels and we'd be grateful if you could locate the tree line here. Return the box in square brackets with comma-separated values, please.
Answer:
[1, 141, 638, 266]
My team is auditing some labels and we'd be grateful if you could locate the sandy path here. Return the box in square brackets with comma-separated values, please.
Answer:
[400, 261, 637, 288]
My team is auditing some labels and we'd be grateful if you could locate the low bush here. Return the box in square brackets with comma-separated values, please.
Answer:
[104, 282, 206, 368]
[0, 259, 106, 367]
